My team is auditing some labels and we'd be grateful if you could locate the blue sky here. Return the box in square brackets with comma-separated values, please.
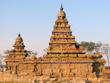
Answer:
[0, 0, 110, 65]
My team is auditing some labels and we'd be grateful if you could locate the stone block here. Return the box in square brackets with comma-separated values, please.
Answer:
[61, 78, 66, 81]
[88, 77, 97, 81]
[78, 54, 85, 57]
[69, 54, 77, 57]
[50, 78, 57, 81]
[73, 77, 85, 83]
[50, 72, 58, 77]
[65, 81, 70, 83]
[39, 80, 44, 83]
[87, 54, 92, 58]
[32, 79, 37, 83]
[46, 81, 53, 83]
[19, 72, 29, 76]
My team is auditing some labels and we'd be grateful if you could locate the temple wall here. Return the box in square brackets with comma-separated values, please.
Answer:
[40, 63, 93, 77]
[6, 62, 19, 74]
[18, 63, 35, 75]
[93, 63, 106, 78]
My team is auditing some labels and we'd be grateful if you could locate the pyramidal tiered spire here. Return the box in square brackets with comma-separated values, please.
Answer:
[13, 33, 25, 50]
[46, 5, 86, 58]
[6, 33, 27, 59]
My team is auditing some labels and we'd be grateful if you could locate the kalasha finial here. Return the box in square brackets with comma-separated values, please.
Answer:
[60, 4, 63, 11]
[18, 33, 21, 37]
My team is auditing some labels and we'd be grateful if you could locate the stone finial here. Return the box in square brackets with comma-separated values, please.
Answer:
[57, 4, 66, 18]
[60, 4, 63, 11]
[18, 33, 21, 37]
[15, 33, 23, 43]
[13, 33, 25, 49]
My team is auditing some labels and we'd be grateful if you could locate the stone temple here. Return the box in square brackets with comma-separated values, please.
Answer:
[4, 5, 106, 79]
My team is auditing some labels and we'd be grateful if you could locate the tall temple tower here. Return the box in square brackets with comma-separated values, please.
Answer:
[45, 4, 86, 58]
[41, 5, 95, 77]
[41, 4, 106, 78]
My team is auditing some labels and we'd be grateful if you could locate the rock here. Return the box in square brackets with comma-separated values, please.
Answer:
[62, 78, 66, 81]
[32, 79, 37, 82]
[46, 81, 53, 83]
[73, 77, 86, 83]
[88, 77, 97, 81]
[19, 72, 29, 76]
[70, 80, 73, 83]
[58, 79, 62, 82]
[32, 79, 37, 83]
[65, 81, 70, 83]
[50, 78, 57, 81]
[32, 82, 36, 83]
[39, 80, 44, 83]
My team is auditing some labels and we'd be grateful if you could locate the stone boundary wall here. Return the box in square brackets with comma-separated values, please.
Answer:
[0, 74, 110, 83]
[0, 74, 50, 82]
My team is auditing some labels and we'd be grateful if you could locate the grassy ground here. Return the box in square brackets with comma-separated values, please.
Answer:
[0, 82, 13, 83]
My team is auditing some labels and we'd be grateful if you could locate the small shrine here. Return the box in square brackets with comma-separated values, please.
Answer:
[4, 5, 106, 79]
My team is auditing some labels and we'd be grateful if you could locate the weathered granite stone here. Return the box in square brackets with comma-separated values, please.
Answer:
[73, 78, 85, 83]
[65, 81, 70, 83]
[39, 80, 44, 83]
[50, 78, 57, 81]
[4, 4, 106, 80]
[46, 81, 53, 83]
[88, 77, 97, 81]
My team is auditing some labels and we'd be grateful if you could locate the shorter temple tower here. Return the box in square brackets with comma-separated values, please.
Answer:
[4, 34, 27, 74]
